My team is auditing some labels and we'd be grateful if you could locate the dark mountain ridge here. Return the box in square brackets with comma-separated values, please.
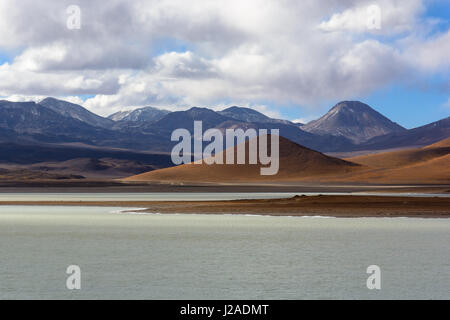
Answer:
[108, 106, 170, 123]
[0, 98, 448, 159]
[0, 100, 117, 144]
[302, 101, 406, 143]
[39, 97, 114, 128]
[219, 106, 293, 125]
[357, 116, 450, 151]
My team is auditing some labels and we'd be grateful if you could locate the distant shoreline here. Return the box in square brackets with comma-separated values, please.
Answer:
[2, 195, 450, 218]
[0, 180, 449, 194]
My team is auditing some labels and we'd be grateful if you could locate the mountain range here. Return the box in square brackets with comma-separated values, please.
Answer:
[218, 106, 294, 125]
[301, 101, 406, 143]
[39, 97, 115, 128]
[0, 97, 448, 179]
[108, 106, 170, 123]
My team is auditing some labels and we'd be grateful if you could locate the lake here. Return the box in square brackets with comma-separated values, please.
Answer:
[0, 205, 449, 299]
[0, 191, 448, 202]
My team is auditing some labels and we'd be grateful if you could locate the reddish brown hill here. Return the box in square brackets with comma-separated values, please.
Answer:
[424, 137, 450, 149]
[125, 136, 450, 185]
[344, 137, 450, 184]
[346, 141, 450, 169]
[124, 136, 361, 183]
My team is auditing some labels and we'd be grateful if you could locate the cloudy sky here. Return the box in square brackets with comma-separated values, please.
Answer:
[0, 0, 449, 127]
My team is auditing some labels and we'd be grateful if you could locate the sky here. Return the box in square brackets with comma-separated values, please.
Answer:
[0, 0, 449, 129]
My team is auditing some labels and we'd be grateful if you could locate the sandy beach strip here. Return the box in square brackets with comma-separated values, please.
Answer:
[1, 195, 449, 218]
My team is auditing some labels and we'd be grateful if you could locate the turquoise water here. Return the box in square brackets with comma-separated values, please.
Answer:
[0, 205, 449, 299]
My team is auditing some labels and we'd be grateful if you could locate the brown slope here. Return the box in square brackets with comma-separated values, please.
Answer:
[341, 154, 450, 184]
[346, 137, 450, 169]
[124, 136, 361, 183]
[341, 137, 450, 184]
[424, 137, 450, 149]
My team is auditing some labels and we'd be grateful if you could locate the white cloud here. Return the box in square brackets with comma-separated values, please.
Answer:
[0, 0, 448, 118]
[13, 42, 147, 72]
[319, 0, 424, 34]
[0, 62, 121, 96]
[406, 30, 450, 72]
[319, 4, 382, 33]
